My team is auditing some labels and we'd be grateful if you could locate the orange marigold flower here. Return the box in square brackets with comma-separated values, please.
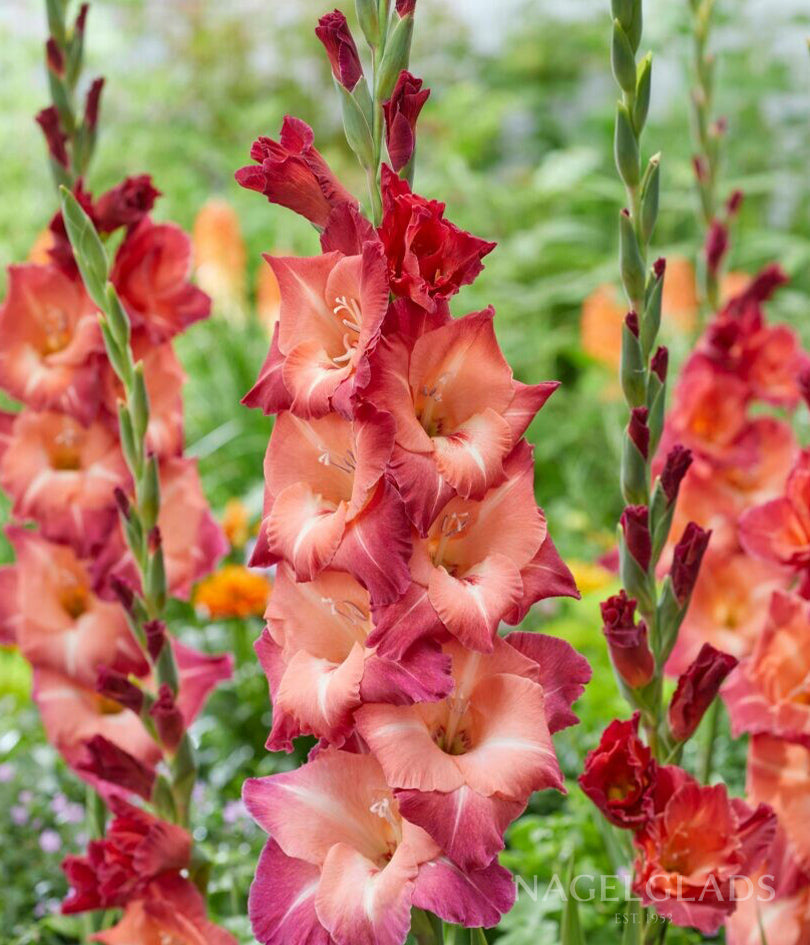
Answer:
[194, 564, 271, 619]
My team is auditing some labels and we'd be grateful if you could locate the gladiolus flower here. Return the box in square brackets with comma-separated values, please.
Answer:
[194, 564, 271, 619]
[62, 796, 192, 913]
[111, 218, 210, 343]
[243, 748, 515, 945]
[357, 634, 589, 870]
[250, 408, 412, 605]
[78, 735, 156, 801]
[257, 564, 452, 749]
[368, 303, 558, 531]
[383, 71, 430, 172]
[94, 175, 161, 233]
[668, 643, 738, 742]
[739, 448, 810, 570]
[243, 243, 389, 419]
[372, 442, 577, 653]
[315, 10, 364, 92]
[91, 874, 237, 945]
[600, 592, 654, 689]
[670, 521, 711, 605]
[633, 770, 777, 934]
[0, 410, 129, 555]
[379, 166, 495, 311]
[724, 590, 810, 744]
[620, 504, 651, 572]
[0, 264, 103, 423]
[579, 713, 657, 829]
[236, 117, 357, 228]
[5, 527, 145, 687]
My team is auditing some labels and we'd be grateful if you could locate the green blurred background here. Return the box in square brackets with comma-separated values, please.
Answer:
[1, 0, 809, 941]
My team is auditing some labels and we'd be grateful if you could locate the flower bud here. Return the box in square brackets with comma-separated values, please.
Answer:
[383, 71, 429, 173]
[668, 643, 738, 741]
[799, 366, 810, 412]
[113, 486, 131, 521]
[46, 38, 65, 77]
[601, 591, 654, 689]
[109, 576, 135, 614]
[621, 504, 652, 572]
[633, 53, 652, 130]
[35, 106, 69, 168]
[704, 219, 728, 277]
[726, 189, 744, 216]
[315, 10, 364, 92]
[650, 345, 668, 383]
[96, 667, 144, 715]
[619, 210, 645, 305]
[621, 312, 646, 407]
[144, 619, 167, 661]
[150, 684, 185, 752]
[615, 103, 639, 188]
[75, 3, 89, 34]
[660, 445, 692, 505]
[396, 0, 416, 13]
[94, 175, 160, 232]
[627, 406, 649, 460]
[670, 521, 710, 605]
[611, 19, 637, 93]
[79, 736, 155, 800]
[84, 77, 104, 132]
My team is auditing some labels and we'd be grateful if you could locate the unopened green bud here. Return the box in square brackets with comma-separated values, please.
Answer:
[639, 154, 660, 245]
[634, 53, 652, 132]
[59, 186, 108, 310]
[337, 82, 375, 170]
[105, 284, 131, 351]
[611, 20, 637, 93]
[356, 0, 380, 46]
[138, 455, 160, 534]
[619, 211, 645, 305]
[130, 362, 150, 445]
[615, 103, 640, 188]
[376, 11, 413, 100]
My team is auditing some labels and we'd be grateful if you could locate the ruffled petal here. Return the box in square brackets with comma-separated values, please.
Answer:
[412, 855, 515, 929]
[432, 408, 511, 499]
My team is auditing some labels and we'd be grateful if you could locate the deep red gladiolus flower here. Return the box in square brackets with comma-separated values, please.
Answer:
[315, 10, 364, 92]
[379, 165, 496, 311]
[670, 521, 711, 604]
[94, 175, 161, 232]
[236, 117, 357, 228]
[383, 71, 430, 172]
[61, 796, 191, 913]
[600, 592, 654, 689]
[620, 504, 651, 571]
[579, 713, 657, 828]
[668, 642, 738, 741]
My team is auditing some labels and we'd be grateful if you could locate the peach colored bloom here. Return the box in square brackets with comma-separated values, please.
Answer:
[0, 409, 129, 555]
[250, 408, 412, 606]
[94, 458, 227, 600]
[221, 498, 250, 549]
[192, 199, 246, 321]
[194, 564, 271, 619]
[371, 442, 577, 653]
[243, 748, 514, 945]
[740, 448, 810, 570]
[6, 527, 145, 687]
[244, 245, 388, 419]
[111, 219, 210, 344]
[0, 264, 103, 423]
[356, 633, 590, 870]
[92, 874, 237, 945]
[724, 591, 810, 745]
[634, 773, 776, 934]
[367, 303, 557, 532]
[102, 344, 185, 458]
[747, 735, 810, 872]
[666, 549, 788, 676]
[256, 564, 452, 749]
[661, 256, 699, 333]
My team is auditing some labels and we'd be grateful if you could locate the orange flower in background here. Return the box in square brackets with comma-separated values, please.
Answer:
[580, 284, 624, 370]
[27, 229, 55, 264]
[192, 199, 247, 323]
[194, 564, 271, 619]
[256, 257, 281, 336]
[221, 498, 251, 549]
[661, 256, 699, 333]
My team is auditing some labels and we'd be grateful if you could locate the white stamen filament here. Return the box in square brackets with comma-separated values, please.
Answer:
[369, 797, 402, 844]
[433, 511, 471, 567]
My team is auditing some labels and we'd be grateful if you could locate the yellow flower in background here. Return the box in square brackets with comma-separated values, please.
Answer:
[221, 498, 250, 550]
[567, 558, 615, 596]
[194, 564, 271, 619]
[192, 199, 247, 323]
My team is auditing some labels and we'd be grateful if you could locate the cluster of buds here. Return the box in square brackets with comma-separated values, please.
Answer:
[236, 6, 590, 944]
[0, 3, 234, 940]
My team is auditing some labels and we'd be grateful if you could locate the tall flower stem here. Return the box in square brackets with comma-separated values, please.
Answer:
[59, 188, 198, 830]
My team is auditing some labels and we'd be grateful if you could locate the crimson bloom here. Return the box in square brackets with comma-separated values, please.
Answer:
[600, 592, 654, 689]
[62, 796, 191, 913]
[668, 643, 738, 742]
[243, 748, 515, 945]
[315, 10, 364, 91]
[0, 264, 103, 423]
[379, 165, 496, 311]
[579, 713, 657, 829]
[235, 117, 357, 228]
[383, 71, 430, 172]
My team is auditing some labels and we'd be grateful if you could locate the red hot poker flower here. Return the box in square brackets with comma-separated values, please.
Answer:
[315, 10, 364, 92]
[668, 642, 738, 741]
[379, 165, 496, 311]
[62, 796, 191, 913]
[236, 117, 358, 228]
[383, 71, 430, 172]
[578, 713, 657, 829]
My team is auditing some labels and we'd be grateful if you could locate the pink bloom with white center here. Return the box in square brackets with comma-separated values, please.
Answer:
[243, 748, 515, 945]
[367, 304, 558, 532]
[250, 408, 412, 605]
[0, 264, 103, 424]
[356, 633, 590, 870]
[0, 409, 129, 555]
[371, 441, 578, 654]
[257, 564, 452, 749]
[244, 243, 389, 420]
[5, 526, 145, 687]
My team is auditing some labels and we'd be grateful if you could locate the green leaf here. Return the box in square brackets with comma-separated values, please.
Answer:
[376, 11, 413, 100]
[560, 858, 585, 945]
[59, 186, 108, 309]
[621, 898, 643, 945]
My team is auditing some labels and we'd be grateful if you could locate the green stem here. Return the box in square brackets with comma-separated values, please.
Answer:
[411, 909, 443, 945]
[699, 696, 721, 784]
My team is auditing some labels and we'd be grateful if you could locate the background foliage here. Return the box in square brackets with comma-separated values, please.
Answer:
[0, 0, 809, 941]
